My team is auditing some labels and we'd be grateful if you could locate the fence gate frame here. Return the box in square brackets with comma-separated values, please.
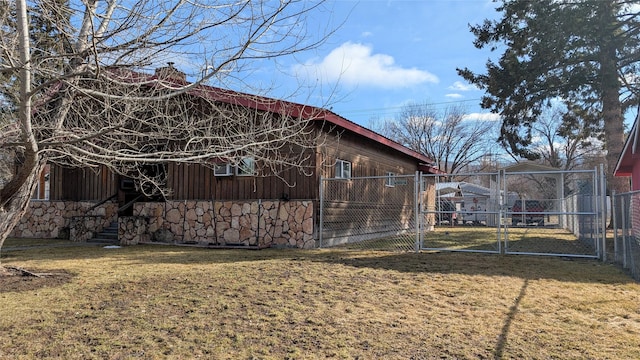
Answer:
[418, 170, 503, 254]
[418, 166, 607, 259]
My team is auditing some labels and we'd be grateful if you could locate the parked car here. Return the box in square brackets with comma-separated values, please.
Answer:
[511, 200, 545, 226]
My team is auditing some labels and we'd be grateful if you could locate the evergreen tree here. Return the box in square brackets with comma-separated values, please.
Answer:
[458, 0, 640, 193]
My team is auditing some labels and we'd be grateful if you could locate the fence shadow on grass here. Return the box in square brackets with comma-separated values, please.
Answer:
[313, 251, 634, 284]
[2, 239, 632, 284]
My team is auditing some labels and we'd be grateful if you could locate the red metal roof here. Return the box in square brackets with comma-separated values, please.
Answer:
[106, 67, 439, 172]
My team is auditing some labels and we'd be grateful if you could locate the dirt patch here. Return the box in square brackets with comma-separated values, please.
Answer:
[0, 266, 73, 292]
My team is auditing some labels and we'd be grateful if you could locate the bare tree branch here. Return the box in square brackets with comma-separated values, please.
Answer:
[380, 101, 497, 180]
[0, 0, 337, 255]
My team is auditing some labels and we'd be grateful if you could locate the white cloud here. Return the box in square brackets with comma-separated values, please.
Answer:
[445, 93, 463, 99]
[463, 112, 501, 122]
[293, 42, 438, 89]
[361, 31, 373, 38]
[448, 81, 478, 92]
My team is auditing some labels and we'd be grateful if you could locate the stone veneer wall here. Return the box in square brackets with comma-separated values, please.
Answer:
[10, 201, 118, 239]
[129, 200, 315, 248]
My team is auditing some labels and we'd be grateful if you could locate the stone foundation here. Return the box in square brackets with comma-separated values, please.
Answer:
[119, 216, 150, 246]
[132, 200, 315, 248]
[12, 199, 315, 249]
[11, 201, 118, 239]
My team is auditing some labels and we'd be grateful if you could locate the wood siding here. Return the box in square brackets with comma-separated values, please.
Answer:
[320, 128, 420, 179]
[50, 165, 117, 201]
[48, 124, 426, 203]
[166, 162, 318, 201]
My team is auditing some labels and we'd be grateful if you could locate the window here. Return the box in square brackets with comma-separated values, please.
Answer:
[394, 177, 408, 186]
[213, 163, 233, 176]
[335, 159, 352, 179]
[386, 172, 396, 187]
[236, 157, 256, 176]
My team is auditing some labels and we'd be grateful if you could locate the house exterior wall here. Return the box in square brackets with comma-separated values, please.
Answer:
[632, 163, 640, 191]
[166, 159, 317, 201]
[50, 165, 118, 201]
[10, 200, 117, 239]
[120, 199, 314, 248]
[320, 128, 420, 179]
[30, 121, 432, 248]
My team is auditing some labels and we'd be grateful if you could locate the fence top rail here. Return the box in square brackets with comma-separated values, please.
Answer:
[614, 189, 640, 197]
[321, 174, 417, 181]
[424, 172, 500, 177]
[504, 169, 596, 176]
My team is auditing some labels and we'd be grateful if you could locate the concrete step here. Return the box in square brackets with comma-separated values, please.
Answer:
[88, 221, 119, 244]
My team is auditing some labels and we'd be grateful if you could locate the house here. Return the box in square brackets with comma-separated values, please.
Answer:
[12, 66, 440, 248]
[614, 114, 640, 190]
[435, 181, 518, 225]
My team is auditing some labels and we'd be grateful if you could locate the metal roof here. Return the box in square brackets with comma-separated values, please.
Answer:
[105, 67, 439, 173]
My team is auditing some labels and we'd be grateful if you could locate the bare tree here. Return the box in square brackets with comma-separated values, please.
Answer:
[380, 102, 497, 180]
[527, 104, 604, 171]
[504, 104, 606, 206]
[0, 0, 335, 259]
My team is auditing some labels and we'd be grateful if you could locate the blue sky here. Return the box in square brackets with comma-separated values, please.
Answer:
[165, 0, 637, 131]
[280, 0, 502, 127]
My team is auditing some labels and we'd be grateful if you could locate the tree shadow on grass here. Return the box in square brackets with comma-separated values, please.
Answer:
[2, 241, 633, 284]
[312, 251, 634, 284]
[0, 267, 75, 292]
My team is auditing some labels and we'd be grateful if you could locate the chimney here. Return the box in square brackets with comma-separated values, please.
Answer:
[155, 62, 186, 82]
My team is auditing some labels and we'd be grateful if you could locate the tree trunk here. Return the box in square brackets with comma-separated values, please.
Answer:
[0, 159, 45, 266]
[599, 1, 628, 228]
[0, 0, 45, 265]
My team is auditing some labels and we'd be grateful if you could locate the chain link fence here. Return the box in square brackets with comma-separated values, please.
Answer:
[503, 169, 604, 258]
[419, 172, 502, 253]
[319, 174, 418, 251]
[613, 190, 640, 281]
[319, 168, 606, 259]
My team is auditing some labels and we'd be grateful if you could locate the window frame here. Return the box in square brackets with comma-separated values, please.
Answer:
[334, 159, 352, 179]
[236, 157, 256, 177]
[213, 163, 233, 177]
[385, 172, 396, 187]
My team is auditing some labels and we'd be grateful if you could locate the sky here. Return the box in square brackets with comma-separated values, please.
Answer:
[274, 0, 502, 127]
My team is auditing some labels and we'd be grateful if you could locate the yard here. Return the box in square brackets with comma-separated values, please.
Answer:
[1, 239, 639, 359]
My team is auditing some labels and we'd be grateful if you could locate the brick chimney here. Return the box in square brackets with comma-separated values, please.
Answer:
[155, 62, 186, 82]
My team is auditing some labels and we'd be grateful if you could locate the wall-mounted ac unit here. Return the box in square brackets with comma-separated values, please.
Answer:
[214, 164, 233, 176]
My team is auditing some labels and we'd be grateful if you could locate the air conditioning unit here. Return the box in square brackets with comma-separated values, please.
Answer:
[120, 178, 136, 190]
[214, 164, 233, 176]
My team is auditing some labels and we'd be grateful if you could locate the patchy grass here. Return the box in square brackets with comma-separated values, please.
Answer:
[1, 244, 639, 359]
[421, 226, 600, 256]
[3, 237, 74, 248]
[423, 226, 499, 251]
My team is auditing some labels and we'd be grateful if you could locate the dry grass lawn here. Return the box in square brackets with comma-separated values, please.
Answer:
[1, 240, 639, 359]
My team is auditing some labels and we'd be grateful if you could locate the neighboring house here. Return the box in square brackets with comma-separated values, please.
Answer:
[13, 65, 440, 248]
[614, 114, 640, 190]
[435, 181, 518, 225]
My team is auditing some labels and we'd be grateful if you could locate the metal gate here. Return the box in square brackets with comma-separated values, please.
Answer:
[500, 167, 605, 258]
[319, 167, 607, 259]
[420, 167, 606, 258]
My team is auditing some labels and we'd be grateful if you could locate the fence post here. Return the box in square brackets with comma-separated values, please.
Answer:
[414, 171, 421, 253]
[319, 176, 324, 249]
[612, 190, 618, 263]
[600, 164, 607, 262]
[622, 194, 628, 269]
[498, 169, 504, 254]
